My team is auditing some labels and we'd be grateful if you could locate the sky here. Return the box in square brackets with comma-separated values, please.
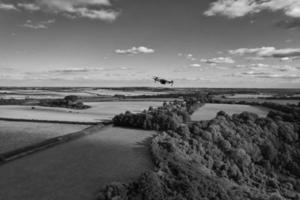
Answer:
[0, 0, 300, 88]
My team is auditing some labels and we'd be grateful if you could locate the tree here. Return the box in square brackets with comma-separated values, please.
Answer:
[64, 95, 79, 102]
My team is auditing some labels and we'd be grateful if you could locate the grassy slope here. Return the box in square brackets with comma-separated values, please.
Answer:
[0, 121, 88, 154]
[0, 125, 155, 200]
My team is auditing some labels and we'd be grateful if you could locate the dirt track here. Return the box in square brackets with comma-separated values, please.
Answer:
[0, 125, 155, 200]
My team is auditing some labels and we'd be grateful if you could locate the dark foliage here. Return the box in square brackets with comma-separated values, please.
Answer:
[39, 96, 90, 109]
[99, 99, 300, 200]
[113, 101, 196, 131]
[0, 98, 26, 105]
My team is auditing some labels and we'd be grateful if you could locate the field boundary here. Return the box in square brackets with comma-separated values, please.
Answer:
[0, 121, 112, 164]
[0, 117, 102, 125]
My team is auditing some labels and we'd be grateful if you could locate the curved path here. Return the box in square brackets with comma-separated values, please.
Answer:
[0, 125, 155, 200]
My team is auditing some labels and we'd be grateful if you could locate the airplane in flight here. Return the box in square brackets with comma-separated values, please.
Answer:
[153, 76, 174, 86]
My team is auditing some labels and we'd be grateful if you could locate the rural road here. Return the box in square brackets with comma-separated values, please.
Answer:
[0, 125, 155, 200]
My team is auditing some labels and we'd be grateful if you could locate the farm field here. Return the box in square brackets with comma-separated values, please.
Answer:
[0, 125, 155, 200]
[231, 98, 299, 105]
[191, 103, 271, 121]
[86, 88, 170, 96]
[0, 101, 163, 123]
[214, 96, 299, 105]
[225, 93, 274, 99]
[0, 88, 170, 99]
[0, 121, 88, 154]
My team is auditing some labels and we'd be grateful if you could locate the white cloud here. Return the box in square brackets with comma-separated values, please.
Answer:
[186, 54, 196, 61]
[21, 19, 55, 30]
[240, 62, 299, 72]
[0, 3, 17, 10]
[115, 46, 155, 55]
[280, 56, 300, 62]
[190, 63, 201, 67]
[71, 8, 118, 21]
[229, 47, 300, 59]
[262, 74, 300, 79]
[250, 63, 269, 69]
[241, 71, 300, 79]
[2, 0, 119, 22]
[17, 3, 40, 11]
[277, 65, 299, 72]
[204, 0, 300, 19]
[200, 57, 235, 64]
[49, 67, 104, 73]
[204, 0, 258, 18]
[120, 67, 130, 70]
[236, 61, 300, 79]
[245, 56, 265, 61]
[178, 53, 197, 61]
[281, 57, 291, 61]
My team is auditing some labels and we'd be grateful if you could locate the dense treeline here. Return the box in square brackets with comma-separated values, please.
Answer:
[0, 98, 26, 105]
[113, 100, 194, 131]
[113, 96, 205, 130]
[39, 95, 90, 109]
[131, 92, 212, 102]
[99, 100, 300, 200]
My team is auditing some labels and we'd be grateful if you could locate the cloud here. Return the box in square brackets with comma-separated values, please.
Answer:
[261, 74, 300, 79]
[178, 53, 197, 61]
[2, 0, 119, 22]
[115, 46, 155, 55]
[32, 66, 145, 82]
[68, 8, 119, 21]
[280, 56, 300, 62]
[190, 63, 201, 68]
[277, 65, 299, 72]
[17, 3, 40, 11]
[186, 54, 196, 61]
[0, 3, 17, 10]
[276, 19, 300, 29]
[229, 47, 300, 59]
[204, 0, 258, 18]
[120, 66, 130, 70]
[242, 71, 270, 76]
[0, 66, 15, 72]
[204, 0, 300, 19]
[237, 69, 300, 79]
[200, 57, 235, 65]
[248, 63, 270, 71]
[241, 71, 300, 79]
[235, 61, 300, 80]
[21, 19, 55, 29]
[235, 64, 246, 68]
[240, 62, 299, 72]
[245, 56, 265, 61]
[49, 67, 104, 73]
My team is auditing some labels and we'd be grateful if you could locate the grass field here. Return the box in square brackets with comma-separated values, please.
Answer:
[191, 103, 271, 121]
[0, 88, 170, 99]
[225, 98, 299, 105]
[0, 121, 88, 154]
[214, 95, 299, 105]
[0, 101, 163, 123]
[0, 125, 155, 200]
[225, 94, 274, 99]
